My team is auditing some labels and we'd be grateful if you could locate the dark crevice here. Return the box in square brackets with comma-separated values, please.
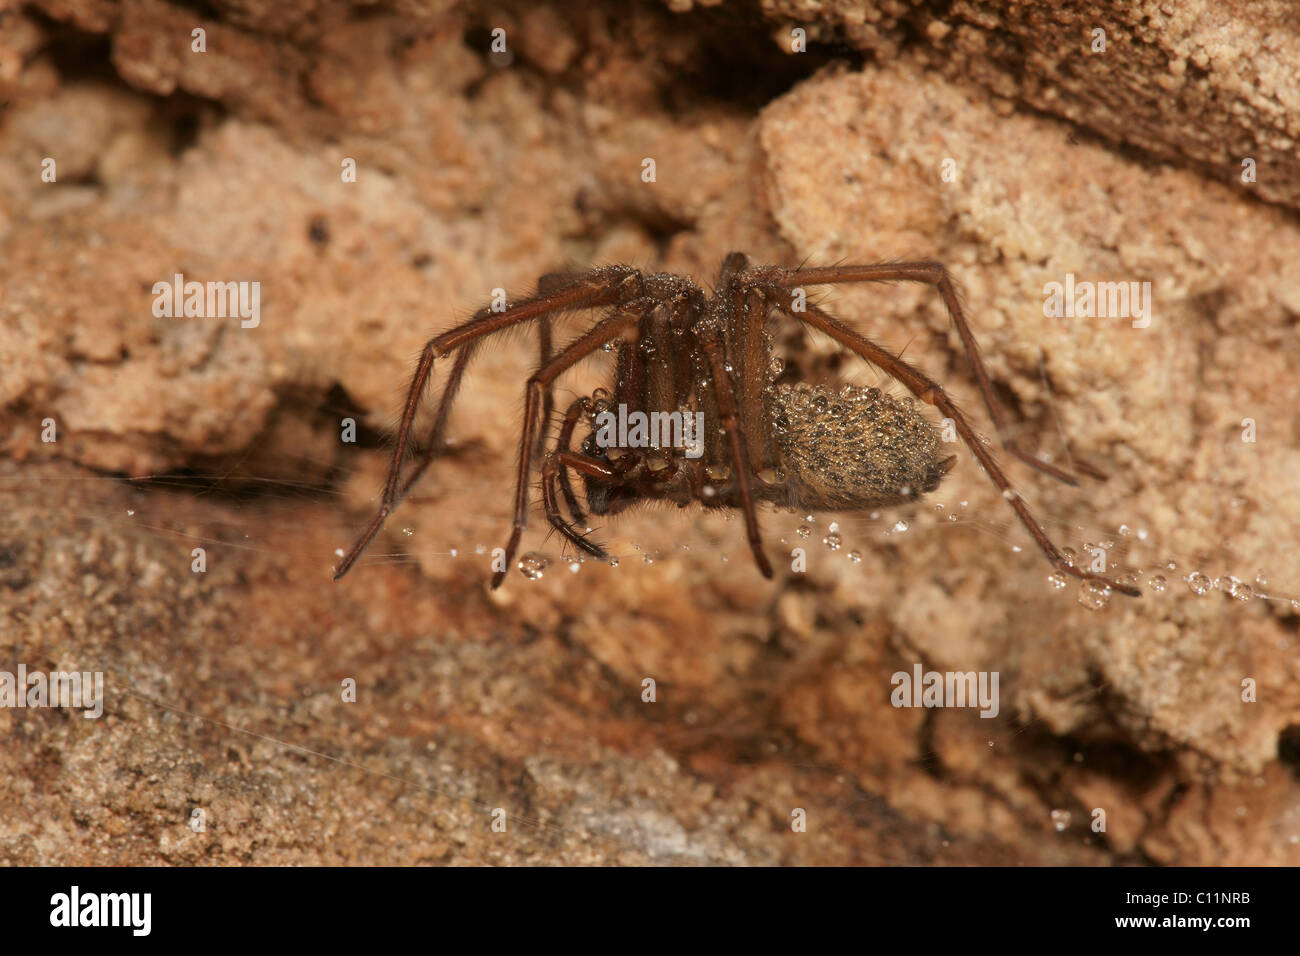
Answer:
[1278, 725, 1300, 779]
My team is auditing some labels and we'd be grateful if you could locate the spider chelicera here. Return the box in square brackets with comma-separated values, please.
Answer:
[332, 253, 1140, 597]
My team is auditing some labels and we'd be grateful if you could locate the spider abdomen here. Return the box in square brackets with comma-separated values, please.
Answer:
[768, 383, 952, 511]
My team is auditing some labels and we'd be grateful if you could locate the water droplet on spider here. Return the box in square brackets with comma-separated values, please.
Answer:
[334, 548, 345, 558]
[823, 532, 842, 551]
[1254, 570, 1268, 588]
[517, 552, 549, 580]
[126, 509, 135, 517]
[1050, 809, 1072, 832]
[947, 513, 959, 522]
[402, 527, 415, 537]
[449, 548, 458, 557]
[1117, 523, 1132, 537]
[568, 562, 580, 574]
[1047, 572, 1068, 590]
[795, 524, 812, 539]
[608, 556, 620, 568]
[643, 555, 654, 565]
[1077, 581, 1111, 610]
[1061, 547, 1078, 568]
[891, 520, 909, 534]
[1185, 571, 1212, 595]
[847, 550, 862, 564]
[1150, 574, 1167, 592]
[1230, 581, 1254, 603]
[769, 357, 784, 376]
[828, 521, 840, 533]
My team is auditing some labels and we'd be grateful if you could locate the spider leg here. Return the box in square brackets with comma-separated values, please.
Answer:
[700, 332, 774, 580]
[492, 303, 651, 589]
[333, 267, 642, 581]
[553, 395, 593, 523]
[763, 288, 1139, 597]
[398, 340, 477, 498]
[764, 261, 1105, 484]
[541, 450, 615, 559]
[534, 315, 553, 463]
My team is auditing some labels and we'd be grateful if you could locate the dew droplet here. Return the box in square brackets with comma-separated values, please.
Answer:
[569, 562, 580, 574]
[402, 527, 415, 537]
[1117, 524, 1132, 537]
[1150, 574, 1167, 592]
[769, 357, 784, 377]
[449, 548, 458, 557]
[334, 548, 345, 558]
[1047, 572, 1068, 590]
[1230, 581, 1254, 603]
[126, 509, 135, 517]
[823, 532, 842, 551]
[847, 550, 862, 564]
[608, 556, 620, 568]
[796, 524, 812, 539]
[517, 552, 549, 579]
[1077, 581, 1111, 610]
[891, 520, 909, 534]
[1061, 547, 1077, 569]
[1186, 571, 1212, 595]
[1050, 809, 1072, 832]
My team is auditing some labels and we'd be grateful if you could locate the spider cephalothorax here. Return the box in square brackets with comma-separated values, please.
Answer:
[333, 253, 1140, 597]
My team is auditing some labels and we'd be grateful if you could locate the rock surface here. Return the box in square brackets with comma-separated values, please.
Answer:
[1, 0, 1298, 864]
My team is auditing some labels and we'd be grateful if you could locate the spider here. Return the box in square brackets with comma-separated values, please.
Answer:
[333, 253, 1140, 597]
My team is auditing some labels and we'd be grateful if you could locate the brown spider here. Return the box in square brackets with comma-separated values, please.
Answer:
[333, 253, 1140, 597]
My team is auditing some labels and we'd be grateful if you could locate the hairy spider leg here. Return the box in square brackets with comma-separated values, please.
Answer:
[541, 449, 619, 557]
[551, 395, 593, 522]
[492, 301, 655, 589]
[397, 339, 477, 499]
[699, 328, 775, 580]
[333, 267, 643, 580]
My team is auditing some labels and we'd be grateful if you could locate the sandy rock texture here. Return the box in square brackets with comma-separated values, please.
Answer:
[1, 0, 1298, 865]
